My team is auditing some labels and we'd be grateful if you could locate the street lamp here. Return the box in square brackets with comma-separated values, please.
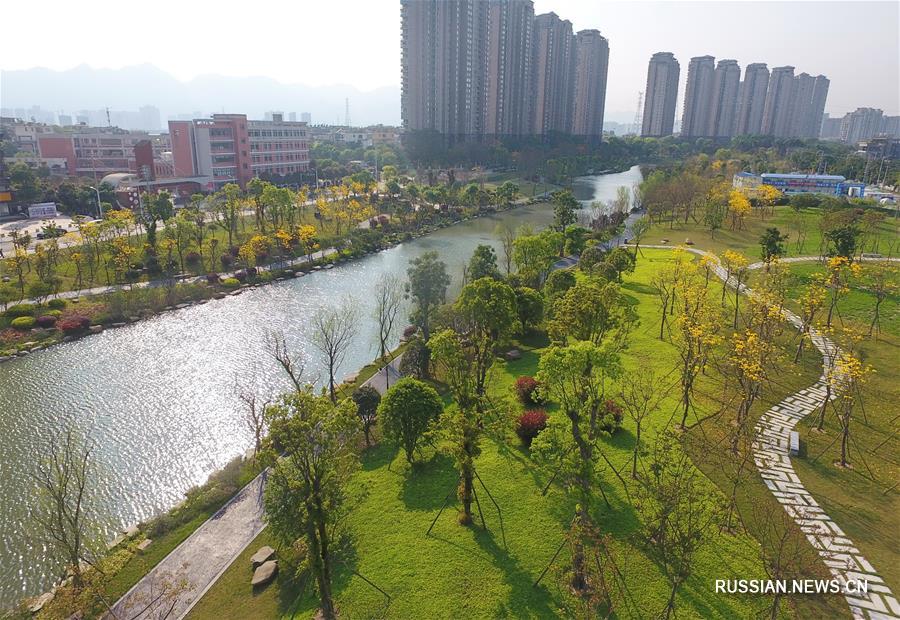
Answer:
[87, 186, 104, 220]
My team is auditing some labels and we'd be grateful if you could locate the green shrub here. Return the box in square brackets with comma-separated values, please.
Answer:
[6, 304, 35, 318]
[257, 271, 274, 283]
[11, 316, 35, 330]
[46, 309, 63, 318]
[47, 298, 68, 310]
[222, 277, 241, 288]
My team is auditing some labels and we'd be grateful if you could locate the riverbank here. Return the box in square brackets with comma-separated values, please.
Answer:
[0, 197, 548, 363]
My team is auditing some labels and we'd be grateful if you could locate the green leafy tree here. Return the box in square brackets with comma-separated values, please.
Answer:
[531, 341, 623, 592]
[263, 390, 361, 620]
[455, 277, 518, 398]
[759, 227, 789, 263]
[605, 246, 636, 282]
[467, 244, 500, 281]
[406, 251, 450, 341]
[552, 189, 579, 231]
[513, 230, 562, 288]
[515, 286, 544, 333]
[548, 276, 634, 346]
[378, 377, 443, 463]
[352, 385, 381, 447]
[629, 216, 651, 259]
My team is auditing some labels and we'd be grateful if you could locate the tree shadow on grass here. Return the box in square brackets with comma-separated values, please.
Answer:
[471, 527, 558, 618]
[399, 452, 458, 511]
[622, 281, 657, 296]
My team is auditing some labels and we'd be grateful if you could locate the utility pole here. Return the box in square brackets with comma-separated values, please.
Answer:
[633, 91, 644, 135]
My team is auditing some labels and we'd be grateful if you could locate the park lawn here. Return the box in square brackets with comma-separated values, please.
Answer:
[644, 206, 900, 260]
[773, 262, 900, 593]
[483, 171, 562, 199]
[189, 249, 777, 620]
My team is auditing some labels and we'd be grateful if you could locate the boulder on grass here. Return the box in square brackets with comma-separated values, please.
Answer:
[504, 349, 522, 361]
[684, 238, 694, 245]
[251, 560, 278, 587]
[250, 545, 276, 569]
[28, 591, 54, 613]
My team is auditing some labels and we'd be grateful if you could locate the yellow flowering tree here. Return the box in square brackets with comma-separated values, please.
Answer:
[721, 250, 750, 327]
[794, 277, 827, 362]
[824, 256, 861, 327]
[297, 224, 319, 262]
[238, 235, 270, 270]
[832, 353, 873, 468]
[728, 190, 752, 230]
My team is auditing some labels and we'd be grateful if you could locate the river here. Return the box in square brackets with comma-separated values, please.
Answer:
[0, 165, 642, 605]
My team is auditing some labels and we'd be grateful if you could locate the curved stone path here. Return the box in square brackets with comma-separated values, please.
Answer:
[644, 246, 899, 619]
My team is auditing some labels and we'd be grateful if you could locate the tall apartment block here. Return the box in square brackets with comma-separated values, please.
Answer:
[169, 113, 309, 190]
[571, 29, 610, 138]
[642, 52, 680, 137]
[485, 0, 534, 137]
[761, 66, 797, 137]
[401, 0, 607, 140]
[532, 12, 576, 135]
[681, 56, 715, 138]
[808, 76, 830, 139]
[707, 59, 741, 138]
[735, 63, 769, 135]
[788, 73, 816, 138]
[840, 108, 885, 143]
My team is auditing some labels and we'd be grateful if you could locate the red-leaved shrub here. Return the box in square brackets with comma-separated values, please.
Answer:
[599, 399, 623, 434]
[206, 273, 220, 284]
[36, 315, 58, 328]
[514, 376, 543, 405]
[58, 316, 90, 334]
[516, 410, 548, 447]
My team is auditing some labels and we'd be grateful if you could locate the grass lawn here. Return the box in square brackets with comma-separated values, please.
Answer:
[189, 249, 785, 620]
[778, 262, 899, 592]
[645, 206, 900, 260]
[483, 172, 562, 199]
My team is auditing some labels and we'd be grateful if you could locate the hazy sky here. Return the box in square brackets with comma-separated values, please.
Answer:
[2, 0, 898, 122]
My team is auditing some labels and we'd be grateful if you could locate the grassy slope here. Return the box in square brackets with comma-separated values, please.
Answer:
[189, 250, 777, 620]
[644, 206, 899, 260]
[782, 263, 900, 592]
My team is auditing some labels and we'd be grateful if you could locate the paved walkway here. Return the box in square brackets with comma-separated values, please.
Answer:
[646, 245, 900, 620]
[109, 472, 268, 619]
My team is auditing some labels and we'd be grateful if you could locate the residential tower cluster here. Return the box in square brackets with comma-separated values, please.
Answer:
[641, 54, 832, 140]
[400, 0, 609, 139]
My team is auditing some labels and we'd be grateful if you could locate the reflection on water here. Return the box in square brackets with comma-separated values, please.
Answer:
[0, 166, 641, 604]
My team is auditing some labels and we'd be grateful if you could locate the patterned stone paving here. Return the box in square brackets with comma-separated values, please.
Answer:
[644, 246, 900, 619]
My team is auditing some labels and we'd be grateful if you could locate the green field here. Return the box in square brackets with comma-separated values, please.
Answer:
[189, 249, 852, 619]
[644, 206, 899, 260]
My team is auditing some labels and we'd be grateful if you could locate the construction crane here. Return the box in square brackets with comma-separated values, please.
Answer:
[632, 91, 644, 135]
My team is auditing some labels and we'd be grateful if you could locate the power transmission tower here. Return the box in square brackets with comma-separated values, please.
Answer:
[632, 91, 644, 135]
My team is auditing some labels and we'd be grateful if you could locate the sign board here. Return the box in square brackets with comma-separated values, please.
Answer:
[0, 191, 12, 201]
[28, 202, 58, 219]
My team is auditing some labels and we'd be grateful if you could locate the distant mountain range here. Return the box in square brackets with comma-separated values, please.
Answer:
[1, 64, 401, 128]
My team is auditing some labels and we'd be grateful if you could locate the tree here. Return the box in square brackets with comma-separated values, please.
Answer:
[727, 190, 752, 230]
[703, 202, 727, 239]
[824, 255, 861, 328]
[552, 190, 579, 231]
[456, 277, 518, 398]
[864, 264, 898, 338]
[263, 390, 361, 620]
[721, 250, 750, 328]
[352, 385, 381, 447]
[406, 251, 450, 341]
[312, 300, 359, 402]
[604, 247, 636, 282]
[629, 216, 650, 259]
[378, 377, 443, 463]
[513, 230, 562, 287]
[825, 224, 861, 259]
[759, 227, 789, 264]
[794, 278, 827, 362]
[238, 388, 268, 459]
[514, 286, 543, 333]
[832, 353, 871, 468]
[467, 244, 500, 281]
[211, 183, 242, 248]
[619, 367, 664, 479]
[548, 276, 634, 346]
[373, 273, 404, 362]
[494, 224, 516, 275]
[636, 433, 719, 619]
[297, 224, 319, 262]
[30, 428, 100, 590]
[531, 341, 623, 592]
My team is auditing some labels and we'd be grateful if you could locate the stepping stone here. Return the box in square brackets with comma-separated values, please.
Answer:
[136, 539, 152, 552]
[251, 560, 278, 587]
[251, 546, 276, 569]
[28, 591, 54, 613]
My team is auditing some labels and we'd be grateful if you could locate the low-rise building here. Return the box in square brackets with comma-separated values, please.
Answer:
[734, 171, 865, 197]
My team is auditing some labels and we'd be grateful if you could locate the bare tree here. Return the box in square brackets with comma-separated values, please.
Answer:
[619, 366, 665, 479]
[238, 387, 269, 459]
[312, 299, 359, 402]
[373, 273, 404, 362]
[494, 223, 516, 276]
[268, 331, 306, 392]
[30, 428, 99, 590]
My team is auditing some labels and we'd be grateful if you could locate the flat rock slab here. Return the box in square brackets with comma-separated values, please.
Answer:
[504, 349, 522, 361]
[136, 539, 152, 552]
[250, 545, 276, 569]
[251, 560, 278, 587]
[28, 591, 54, 613]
